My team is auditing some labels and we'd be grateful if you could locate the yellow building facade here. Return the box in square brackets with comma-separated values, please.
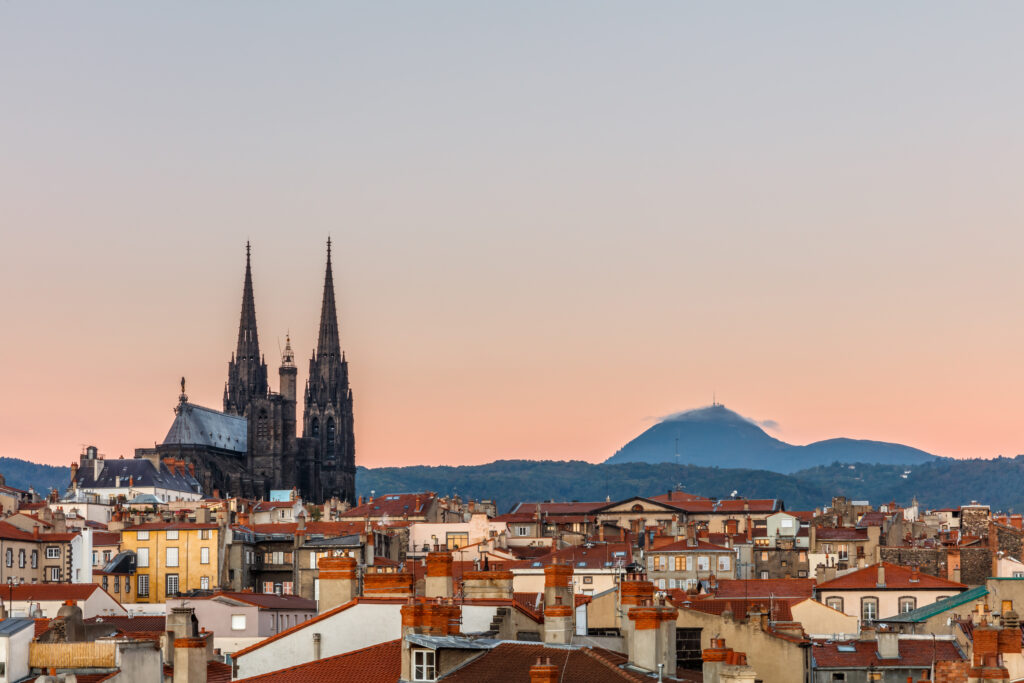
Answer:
[121, 523, 219, 603]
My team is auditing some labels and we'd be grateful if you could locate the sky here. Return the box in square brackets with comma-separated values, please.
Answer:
[3, 3, 1024, 470]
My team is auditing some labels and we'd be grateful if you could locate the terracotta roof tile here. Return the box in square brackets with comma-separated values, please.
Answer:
[711, 579, 815, 599]
[812, 639, 964, 668]
[440, 642, 650, 682]
[674, 597, 796, 622]
[508, 542, 632, 570]
[234, 639, 401, 682]
[341, 493, 436, 519]
[816, 563, 966, 591]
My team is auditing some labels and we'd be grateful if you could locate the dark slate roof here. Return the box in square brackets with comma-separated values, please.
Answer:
[162, 402, 247, 453]
[0, 618, 34, 637]
[74, 458, 201, 495]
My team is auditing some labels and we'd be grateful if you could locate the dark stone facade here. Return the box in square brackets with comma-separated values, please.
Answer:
[151, 243, 355, 503]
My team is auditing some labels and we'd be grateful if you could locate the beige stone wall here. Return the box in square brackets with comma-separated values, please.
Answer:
[790, 599, 858, 635]
[676, 608, 806, 683]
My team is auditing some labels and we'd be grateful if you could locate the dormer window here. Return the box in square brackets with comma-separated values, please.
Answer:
[412, 649, 436, 681]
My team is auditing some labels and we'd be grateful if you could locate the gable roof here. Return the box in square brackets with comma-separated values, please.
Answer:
[815, 563, 967, 592]
[341, 493, 436, 518]
[9, 583, 107, 602]
[234, 640, 401, 682]
[206, 591, 317, 611]
[509, 502, 608, 516]
[812, 638, 964, 668]
[508, 542, 633, 570]
[162, 402, 247, 452]
[438, 641, 662, 682]
[674, 597, 797, 622]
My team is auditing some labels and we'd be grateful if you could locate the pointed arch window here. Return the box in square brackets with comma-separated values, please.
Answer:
[257, 411, 269, 443]
[311, 418, 320, 438]
[327, 418, 336, 453]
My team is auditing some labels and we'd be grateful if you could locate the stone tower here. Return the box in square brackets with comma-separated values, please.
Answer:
[302, 239, 356, 502]
[224, 242, 268, 415]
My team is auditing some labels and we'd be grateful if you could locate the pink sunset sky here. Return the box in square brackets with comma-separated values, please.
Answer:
[3, 4, 1024, 469]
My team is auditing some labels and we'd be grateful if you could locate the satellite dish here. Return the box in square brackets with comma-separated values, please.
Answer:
[730, 490, 738, 498]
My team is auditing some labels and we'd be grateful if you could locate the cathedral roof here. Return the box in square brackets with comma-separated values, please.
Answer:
[163, 402, 247, 453]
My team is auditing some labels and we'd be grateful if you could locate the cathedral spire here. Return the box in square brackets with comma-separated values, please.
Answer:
[225, 241, 268, 414]
[237, 241, 261, 361]
[316, 238, 341, 358]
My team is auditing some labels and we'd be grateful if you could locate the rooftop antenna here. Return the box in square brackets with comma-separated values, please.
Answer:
[712, 391, 717, 407]
[675, 437, 680, 468]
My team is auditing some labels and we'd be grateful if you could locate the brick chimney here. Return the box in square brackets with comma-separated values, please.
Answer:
[425, 551, 454, 599]
[317, 556, 358, 613]
[362, 567, 414, 599]
[173, 633, 211, 683]
[529, 657, 558, 683]
[400, 598, 461, 680]
[702, 638, 758, 683]
[876, 563, 886, 588]
[542, 562, 574, 644]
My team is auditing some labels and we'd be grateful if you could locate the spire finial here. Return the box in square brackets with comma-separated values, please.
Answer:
[246, 240, 251, 260]
[327, 236, 332, 262]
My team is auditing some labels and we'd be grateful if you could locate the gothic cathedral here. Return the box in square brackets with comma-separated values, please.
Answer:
[154, 241, 355, 503]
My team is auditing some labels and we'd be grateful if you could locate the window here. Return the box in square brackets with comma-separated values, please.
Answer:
[200, 547, 210, 565]
[760, 551, 769, 561]
[582, 576, 593, 584]
[200, 576, 210, 590]
[137, 548, 149, 568]
[516, 526, 530, 536]
[311, 417, 319, 437]
[861, 597, 878, 622]
[257, 411, 269, 443]
[166, 547, 179, 567]
[412, 649, 436, 681]
[137, 575, 149, 597]
[113, 577, 119, 593]
[780, 518, 794, 529]
[899, 597, 917, 613]
[166, 529, 179, 540]
[658, 578, 666, 589]
[826, 597, 844, 613]
[102, 576, 108, 590]
[326, 418, 336, 452]
[5, 549, 11, 567]
[831, 674, 847, 682]
[697, 556, 710, 572]
[124, 577, 131, 595]
[92, 551, 98, 566]
[166, 574, 179, 596]
[669, 578, 677, 589]
[137, 530, 149, 541]
[718, 555, 731, 572]
[647, 556, 655, 572]
[838, 545, 848, 561]
[263, 582, 275, 594]
[675, 556, 686, 571]
[821, 544, 832, 554]
[799, 551, 807, 562]
[31, 550, 37, 569]
[759, 571, 769, 579]
[103, 550, 111, 563]
[49, 567, 60, 581]
[1003, 600, 1014, 613]
[18, 550, 25, 568]
[283, 582, 294, 595]
[200, 529, 211, 540]
[446, 532, 469, 550]
[231, 614, 246, 631]
[46, 547, 60, 559]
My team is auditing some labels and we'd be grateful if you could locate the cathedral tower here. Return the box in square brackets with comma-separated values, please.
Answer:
[224, 242, 268, 415]
[303, 239, 356, 502]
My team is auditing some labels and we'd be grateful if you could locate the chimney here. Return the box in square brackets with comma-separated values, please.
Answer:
[542, 562, 574, 644]
[317, 556, 358, 612]
[425, 551, 454, 599]
[173, 633, 210, 683]
[195, 508, 210, 524]
[362, 567, 414, 599]
[627, 598, 678, 677]
[598, 524, 605, 542]
[876, 563, 886, 588]
[877, 631, 899, 659]
[400, 598, 462, 680]
[462, 569, 514, 600]
[312, 632, 321, 660]
[529, 657, 559, 683]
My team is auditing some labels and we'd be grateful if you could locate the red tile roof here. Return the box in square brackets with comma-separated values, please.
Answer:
[251, 521, 367, 537]
[508, 542, 632, 570]
[856, 512, 889, 527]
[674, 596, 797, 622]
[10, 583, 105, 601]
[647, 492, 712, 504]
[126, 522, 219, 531]
[711, 579, 816, 599]
[812, 638, 964, 668]
[84, 615, 166, 633]
[815, 563, 967, 591]
[439, 642, 664, 682]
[512, 593, 592, 622]
[234, 639, 401, 682]
[92, 532, 121, 545]
[33, 618, 50, 638]
[0, 521, 38, 541]
[670, 499, 781, 514]
[205, 591, 317, 611]
[341, 493, 436, 518]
